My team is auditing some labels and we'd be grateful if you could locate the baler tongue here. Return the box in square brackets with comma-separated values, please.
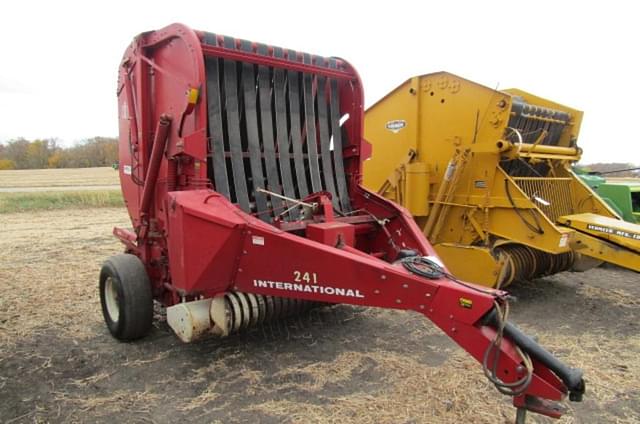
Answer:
[109, 24, 586, 423]
[557, 213, 640, 271]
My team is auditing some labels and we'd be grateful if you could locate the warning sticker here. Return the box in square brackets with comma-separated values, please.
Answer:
[385, 120, 407, 134]
[252, 235, 265, 246]
[559, 234, 569, 248]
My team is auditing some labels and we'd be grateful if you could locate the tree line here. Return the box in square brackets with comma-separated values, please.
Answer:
[576, 162, 640, 177]
[2, 137, 637, 177]
[0, 137, 118, 170]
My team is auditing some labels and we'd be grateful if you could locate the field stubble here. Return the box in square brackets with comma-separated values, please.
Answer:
[0, 167, 119, 189]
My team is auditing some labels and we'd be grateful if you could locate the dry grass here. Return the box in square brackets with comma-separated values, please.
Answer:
[53, 388, 163, 421]
[517, 324, 640, 404]
[247, 327, 640, 423]
[250, 349, 518, 424]
[578, 284, 640, 307]
[68, 371, 114, 388]
[181, 358, 264, 411]
[0, 207, 130, 348]
[272, 351, 370, 391]
[0, 190, 123, 213]
[0, 167, 118, 188]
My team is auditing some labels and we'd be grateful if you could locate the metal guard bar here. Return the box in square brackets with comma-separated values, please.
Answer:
[201, 45, 354, 80]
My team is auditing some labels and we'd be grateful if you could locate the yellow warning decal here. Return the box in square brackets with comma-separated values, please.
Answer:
[187, 87, 199, 105]
[459, 298, 473, 309]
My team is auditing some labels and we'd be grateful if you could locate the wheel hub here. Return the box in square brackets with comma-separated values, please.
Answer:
[104, 277, 120, 322]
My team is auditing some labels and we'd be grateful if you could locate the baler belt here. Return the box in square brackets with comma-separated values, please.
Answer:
[329, 58, 351, 212]
[503, 100, 571, 178]
[315, 56, 339, 210]
[222, 36, 251, 212]
[203, 33, 231, 200]
[256, 43, 284, 217]
[287, 50, 309, 200]
[302, 53, 323, 193]
[273, 47, 298, 220]
[240, 39, 269, 218]
[203, 39, 352, 220]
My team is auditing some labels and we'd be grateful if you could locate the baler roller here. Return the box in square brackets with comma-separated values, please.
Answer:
[496, 244, 575, 287]
[503, 98, 573, 178]
[166, 291, 321, 341]
[215, 292, 320, 336]
[509, 97, 570, 146]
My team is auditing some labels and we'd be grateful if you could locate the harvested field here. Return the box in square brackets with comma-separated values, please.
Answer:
[0, 190, 122, 213]
[0, 167, 119, 189]
[0, 168, 123, 213]
[1, 205, 639, 423]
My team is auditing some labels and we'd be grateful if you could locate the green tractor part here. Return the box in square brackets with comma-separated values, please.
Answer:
[577, 172, 640, 223]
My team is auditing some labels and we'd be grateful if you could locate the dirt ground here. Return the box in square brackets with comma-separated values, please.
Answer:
[1, 207, 639, 424]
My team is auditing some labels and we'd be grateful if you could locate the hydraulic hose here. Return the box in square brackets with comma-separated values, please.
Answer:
[400, 254, 585, 401]
[482, 308, 586, 401]
[140, 114, 171, 217]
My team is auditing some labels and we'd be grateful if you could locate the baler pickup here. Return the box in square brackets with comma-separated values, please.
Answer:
[101, 24, 585, 421]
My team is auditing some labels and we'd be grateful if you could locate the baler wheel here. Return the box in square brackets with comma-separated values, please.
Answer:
[99, 254, 153, 341]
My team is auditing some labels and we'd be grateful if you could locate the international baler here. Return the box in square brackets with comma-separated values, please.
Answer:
[101, 24, 585, 421]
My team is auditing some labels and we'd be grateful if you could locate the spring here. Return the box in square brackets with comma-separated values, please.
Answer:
[496, 244, 574, 287]
[213, 291, 321, 335]
[166, 158, 177, 191]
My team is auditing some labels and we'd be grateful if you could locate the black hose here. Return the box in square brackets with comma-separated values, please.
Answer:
[483, 308, 586, 401]
[400, 255, 497, 295]
[400, 256, 445, 279]
[402, 254, 586, 401]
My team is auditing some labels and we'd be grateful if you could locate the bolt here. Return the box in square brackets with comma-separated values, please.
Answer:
[395, 299, 402, 304]
[242, 250, 247, 255]
[381, 275, 387, 280]
[374, 289, 380, 294]
[419, 304, 425, 310]
[425, 293, 431, 297]
[449, 314, 454, 319]
[402, 283, 409, 289]
[238, 268, 243, 273]
[451, 327, 457, 333]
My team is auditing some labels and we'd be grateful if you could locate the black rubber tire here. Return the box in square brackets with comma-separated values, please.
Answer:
[99, 253, 153, 341]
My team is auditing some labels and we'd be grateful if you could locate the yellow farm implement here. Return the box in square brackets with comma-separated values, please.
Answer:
[364, 72, 640, 287]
